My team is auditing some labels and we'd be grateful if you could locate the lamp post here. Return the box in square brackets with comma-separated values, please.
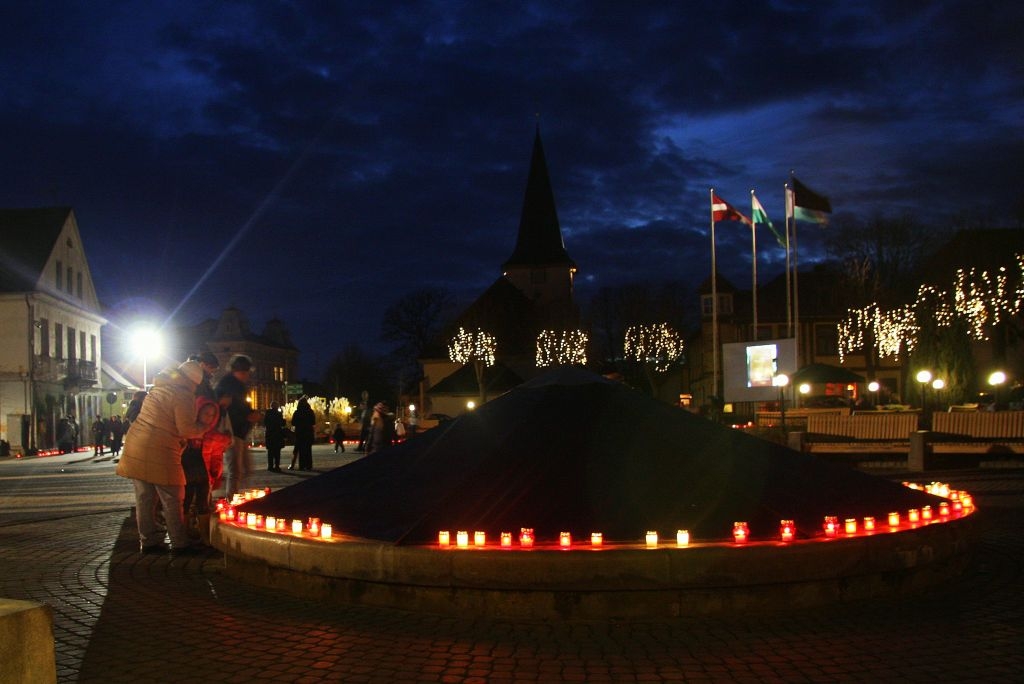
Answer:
[798, 383, 811, 409]
[132, 327, 162, 390]
[773, 373, 789, 430]
[916, 370, 932, 426]
[868, 380, 880, 408]
[931, 378, 945, 412]
[989, 371, 1006, 409]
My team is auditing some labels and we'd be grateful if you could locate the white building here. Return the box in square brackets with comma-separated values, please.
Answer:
[0, 208, 107, 453]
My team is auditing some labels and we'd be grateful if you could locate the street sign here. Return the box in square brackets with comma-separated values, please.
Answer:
[285, 383, 304, 395]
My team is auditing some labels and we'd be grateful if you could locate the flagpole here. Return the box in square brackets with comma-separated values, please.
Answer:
[790, 173, 800, 368]
[750, 190, 758, 337]
[709, 188, 718, 403]
[784, 183, 792, 337]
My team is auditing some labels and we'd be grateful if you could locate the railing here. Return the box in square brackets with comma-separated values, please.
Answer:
[932, 411, 1024, 438]
[806, 413, 920, 441]
[66, 359, 97, 381]
[33, 356, 67, 381]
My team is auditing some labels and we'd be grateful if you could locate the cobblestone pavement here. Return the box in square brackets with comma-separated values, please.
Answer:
[1, 448, 1022, 683]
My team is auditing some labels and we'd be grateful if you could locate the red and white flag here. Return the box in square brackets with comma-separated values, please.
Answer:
[711, 193, 752, 225]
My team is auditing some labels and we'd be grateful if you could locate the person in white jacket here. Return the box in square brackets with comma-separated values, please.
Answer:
[116, 360, 217, 554]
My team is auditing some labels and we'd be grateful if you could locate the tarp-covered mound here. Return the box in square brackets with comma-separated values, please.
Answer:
[242, 368, 943, 544]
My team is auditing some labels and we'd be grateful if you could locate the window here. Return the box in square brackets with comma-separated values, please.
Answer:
[90, 334, 97, 362]
[55, 324, 63, 358]
[815, 324, 839, 357]
[273, 366, 284, 382]
[39, 319, 50, 356]
[66, 267, 73, 293]
[701, 293, 733, 317]
[68, 328, 77, 361]
[77, 272, 83, 299]
[56, 261, 63, 290]
[80, 331, 86, 360]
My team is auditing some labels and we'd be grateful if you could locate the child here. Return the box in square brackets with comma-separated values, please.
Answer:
[332, 424, 346, 453]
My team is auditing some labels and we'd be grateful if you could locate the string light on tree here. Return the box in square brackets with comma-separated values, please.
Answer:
[623, 323, 684, 372]
[448, 327, 497, 366]
[536, 330, 588, 367]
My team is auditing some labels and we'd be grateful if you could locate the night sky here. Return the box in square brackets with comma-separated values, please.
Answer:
[3, 1, 1022, 379]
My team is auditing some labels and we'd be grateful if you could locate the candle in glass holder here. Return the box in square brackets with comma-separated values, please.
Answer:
[732, 522, 749, 543]
[456, 530, 469, 548]
[645, 531, 658, 548]
[823, 516, 839, 537]
[519, 528, 534, 547]
[908, 508, 920, 523]
[500, 531, 512, 547]
[887, 512, 900, 528]
[474, 531, 486, 547]
[219, 508, 230, 522]
[321, 523, 332, 539]
[308, 518, 320, 536]
[276, 518, 286, 532]
[939, 501, 950, 517]
[246, 512, 256, 527]
[921, 506, 933, 521]
[863, 516, 876, 531]
[779, 520, 795, 542]
[292, 519, 302, 534]
[244, 490, 253, 501]
[961, 494, 973, 510]
[254, 515, 264, 529]
[236, 509, 247, 523]
[438, 530, 450, 546]
[844, 518, 857, 535]
[265, 516, 277, 531]
[676, 529, 690, 547]
[591, 532, 603, 547]
[559, 531, 571, 548]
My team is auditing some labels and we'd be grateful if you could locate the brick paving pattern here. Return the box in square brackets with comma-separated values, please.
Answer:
[2, 450, 1022, 683]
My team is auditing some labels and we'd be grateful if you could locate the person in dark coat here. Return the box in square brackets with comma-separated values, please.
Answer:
[365, 402, 395, 455]
[290, 396, 316, 471]
[91, 416, 107, 455]
[214, 354, 261, 498]
[263, 401, 286, 472]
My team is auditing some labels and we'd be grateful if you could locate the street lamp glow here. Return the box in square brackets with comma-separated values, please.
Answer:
[131, 326, 163, 389]
[773, 374, 789, 388]
[466, 401, 476, 411]
[868, 381, 880, 393]
[798, 383, 811, 395]
[931, 378, 945, 391]
[915, 370, 932, 384]
[988, 371, 1006, 387]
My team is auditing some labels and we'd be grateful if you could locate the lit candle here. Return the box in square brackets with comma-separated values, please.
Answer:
[780, 520, 795, 542]
[236, 509, 246, 523]
[320, 523, 332, 539]
[292, 519, 302, 534]
[887, 512, 900, 528]
[246, 512, 256, 527]
[863, 516, 875, 531]
[908, 508, 920, 523]
[519, 528, 534, 547]
[823, 516, 838, 537]
[244, 491, 253, 501]
[645, 531, 658, 548]
[276, 518, 286, 532]
[264, 486, 272, 496]
[939, 502, 950, 517]
[474, 531, 486, 547]
[952, 499, 963, 513]
[266, 516, 277, 530]
[732, 522, 748, 543]
[961, 494, 973, 509]
[676, 529, 690, 547]
[500, 532, 512, 547]
[308, 518, 320, 536]
[844, 518, 857, 535]
[559, 531, 571, 548]
[438, 530, 450, 546]
[591, 532, 603, 547]
[456, 530, 469, 548]
[921, 506, 933, 521]
[219, 508, 229, 522]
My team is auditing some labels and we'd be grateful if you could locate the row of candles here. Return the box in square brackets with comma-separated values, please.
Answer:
[218, 482, 973, 547]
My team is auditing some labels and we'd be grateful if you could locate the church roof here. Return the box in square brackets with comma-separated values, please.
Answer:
[0, 207, 73, 292]
[502, 129, 576, 269]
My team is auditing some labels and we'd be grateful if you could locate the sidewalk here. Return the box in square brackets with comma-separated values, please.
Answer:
[1, 449, 1022, 682]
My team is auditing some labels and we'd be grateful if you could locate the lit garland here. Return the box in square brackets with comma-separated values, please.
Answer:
[328, 397, 352, 425]
[623, 323, 684, 372]
[838, 253, 1024, 361]
[535, 330, 588, 367]
[448, 327, 497, 367]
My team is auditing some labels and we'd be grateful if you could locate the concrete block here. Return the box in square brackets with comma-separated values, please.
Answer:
[0, 598, 56, 684]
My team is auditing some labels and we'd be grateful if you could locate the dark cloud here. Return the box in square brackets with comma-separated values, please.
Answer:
[1, 0, 1021, 378]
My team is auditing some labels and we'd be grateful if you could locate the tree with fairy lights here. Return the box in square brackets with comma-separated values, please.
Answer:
[535, 330, 588, 368]
[623, 323, 684, 395]
[448, 327, 497, 404]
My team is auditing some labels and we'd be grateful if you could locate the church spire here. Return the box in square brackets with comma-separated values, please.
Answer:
[503, 127, 576, 270]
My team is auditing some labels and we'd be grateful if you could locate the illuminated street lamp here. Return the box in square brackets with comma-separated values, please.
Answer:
[916, 370, 932, 419]
[132, 326, 162, 389]
[931, 378, 945, 411]
[868, 380, 880, 408]
[989, 371, 1006, 408]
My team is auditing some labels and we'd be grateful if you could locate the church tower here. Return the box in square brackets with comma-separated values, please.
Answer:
[501, 128, 577, 318]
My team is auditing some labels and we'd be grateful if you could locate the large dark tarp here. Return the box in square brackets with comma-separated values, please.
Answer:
[242, 368, 941, 544]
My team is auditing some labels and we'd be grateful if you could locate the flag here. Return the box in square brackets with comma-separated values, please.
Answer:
[751, 192, 785, 248]
[711, 193, 752, 225]
[791, 176, 832, 224]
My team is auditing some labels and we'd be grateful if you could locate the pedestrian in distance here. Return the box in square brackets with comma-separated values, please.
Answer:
[332, 423, 346, 453]
[91, 416, 107, 455]
[263, 401, 286, 472]
[365, 402, 395, 455]
[290, 396, 316, 470]
[108, 415, 125, 457]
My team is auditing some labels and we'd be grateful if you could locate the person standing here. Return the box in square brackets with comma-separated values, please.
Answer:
[108, 415, 125, 457]
[365, 402, 395, 455]
[215, 354, 260, 498]
[331, 423, 346, 453]
[116, 360, 216, 554]
[263, 401, 286, 472]
[290, 396, 316, 470]
[91, 416, 107, 455]
[190, 351, 220, 401]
